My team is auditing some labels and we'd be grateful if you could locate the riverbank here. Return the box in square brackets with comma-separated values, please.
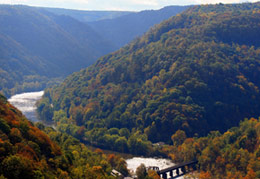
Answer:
[7, 91, 183, 178]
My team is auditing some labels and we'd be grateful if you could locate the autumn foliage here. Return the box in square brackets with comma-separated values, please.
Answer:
[164, 118, 260, 178]
[0, 94, 123, 178]
[38, 3, 260, 156]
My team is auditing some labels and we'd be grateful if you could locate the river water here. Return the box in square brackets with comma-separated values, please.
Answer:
[8, 91, 44, 122]
[126, 157, 185, 178]
[8, 91, 186, 178]
[126, 157, 174, 173]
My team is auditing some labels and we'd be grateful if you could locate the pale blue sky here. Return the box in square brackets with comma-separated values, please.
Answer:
[0, 0, 258, 11]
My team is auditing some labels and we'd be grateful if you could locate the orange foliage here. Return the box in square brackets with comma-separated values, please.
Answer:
[226, 171, 243, 179]
[184, 138, 194, 144]
[148, 170, 160, 179]
[28, 126, 61, 156]
[92, 165, 103, 172]
[199, 171, 211, 179]
[95, 148, 104, 155]
[17, 144, 38, 161]
[168, 153, 176, 161]
[216, 156, 225, 165]
[249, 117, 257, 122]
[107, 154, 120, 167]
[244, 168, 256, 179]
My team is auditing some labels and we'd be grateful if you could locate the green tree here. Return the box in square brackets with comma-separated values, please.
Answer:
[136, 164, 147, 179]
[171, 130, 187, 146]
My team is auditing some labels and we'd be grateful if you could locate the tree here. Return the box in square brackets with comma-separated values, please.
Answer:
[1, 155, 34, 179]
[0, 118, 10, 134]
[136, 164, 147, 179]
[115, 136, 128, 153]
[171, 130, 187, 146]
[147, 170, 160, 179]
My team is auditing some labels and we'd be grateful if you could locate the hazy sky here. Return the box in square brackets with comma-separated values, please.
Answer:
[0, 0, 258, 11]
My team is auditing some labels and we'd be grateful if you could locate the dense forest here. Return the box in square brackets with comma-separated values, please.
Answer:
[37, 2, 260, 158]
[3, 1, 260, 178]
[0, 93, 131, 178]
[164, 118, 260, 179]
[0, 5, 188, 98]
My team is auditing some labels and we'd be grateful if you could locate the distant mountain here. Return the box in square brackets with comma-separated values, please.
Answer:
[38, 3, 260, 154]
[0, 5, 114, 97]
[43, 5, 190, 51]
[41, 7, 133, 22]
[0, 5, 189, 97]
[88, 5, 190, 49]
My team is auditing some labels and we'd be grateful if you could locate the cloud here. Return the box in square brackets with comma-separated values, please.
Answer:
[54, 0, 89, 4]
[0, 0, 89, 7]
[129, 0, 158, 6]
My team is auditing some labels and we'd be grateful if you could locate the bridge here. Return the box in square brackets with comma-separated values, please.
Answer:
[156, 160, 198, 179]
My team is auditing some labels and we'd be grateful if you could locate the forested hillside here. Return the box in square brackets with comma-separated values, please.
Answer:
[0, 94, 61, 178]
[164, 118, 260, 178]
[0, 93, 128, 178]
[37, 2, 260, 155]
[89, 5, 189, 49]
[0, 5, 188, 98]
[0, 5, 114, 97]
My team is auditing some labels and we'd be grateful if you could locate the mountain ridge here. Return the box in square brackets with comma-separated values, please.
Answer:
[0, 4, 188, 97]
[88, 5, 190, 49]
[0, 5, 114, 97]
[41, 6, 133, 22]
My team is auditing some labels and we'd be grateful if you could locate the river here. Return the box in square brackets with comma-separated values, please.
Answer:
[8, 91, 186, 178]
[126, 157, 186, 178]
[126, 157, 174, 172]
[8, 91, 44, 122]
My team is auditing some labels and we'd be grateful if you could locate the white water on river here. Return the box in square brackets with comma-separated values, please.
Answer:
[126, 157, 174, 173]
[126, 157, 184, 178]
[8, 91, 44, 122]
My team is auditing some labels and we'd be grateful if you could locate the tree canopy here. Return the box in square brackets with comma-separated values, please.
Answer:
[0, 93, 127, 178]
[38, 2, 260, 154]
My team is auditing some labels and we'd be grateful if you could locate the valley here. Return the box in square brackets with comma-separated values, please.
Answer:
[1, 1, 260, 179]
[7, 91, 180, 176]
[0, 4, 188, 98]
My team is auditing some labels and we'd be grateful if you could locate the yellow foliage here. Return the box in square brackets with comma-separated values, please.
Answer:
[169, 153, 176, 161]
[148, 170, 160, 179]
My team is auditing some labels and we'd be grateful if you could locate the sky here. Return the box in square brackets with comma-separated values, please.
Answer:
[0, 0, 258, 11]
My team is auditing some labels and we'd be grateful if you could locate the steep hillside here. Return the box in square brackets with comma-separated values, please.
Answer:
[88, 5, 189, 49]
[0, 5, 114, 97]
[0, 93, 127, 178]
[164, 118, 260, 178]
[38, 3, 260, 154]
[0, 93, 62, 178]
